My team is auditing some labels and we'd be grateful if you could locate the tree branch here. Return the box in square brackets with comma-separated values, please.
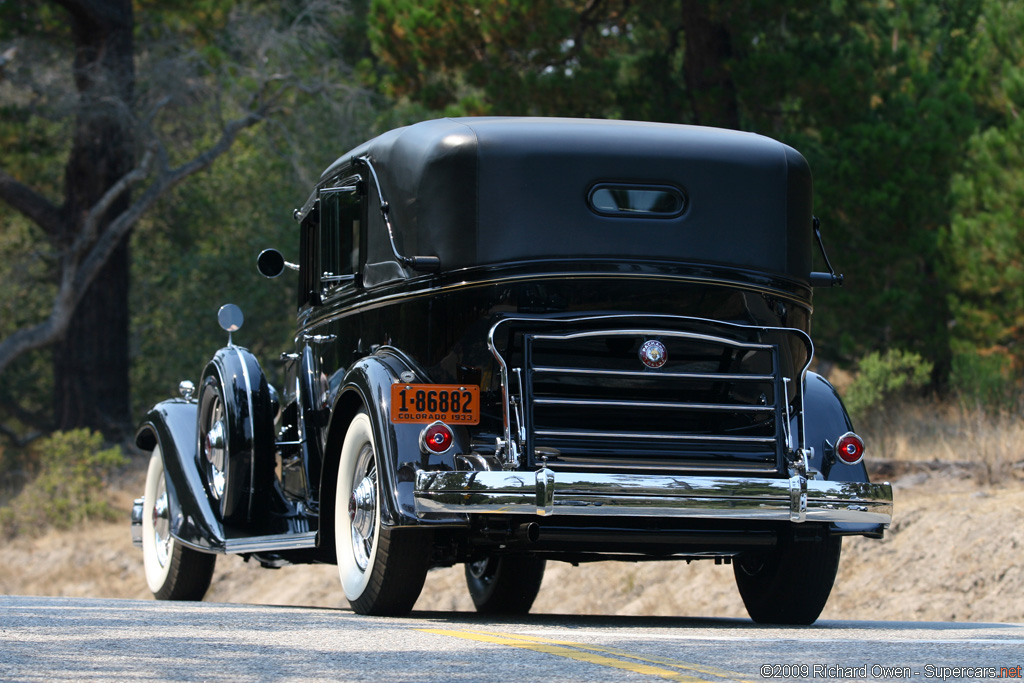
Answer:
[50, 0, 133, 29]
[0, 107, 272, 384]
[0, 399, 54, 432]
[75, 144, 157, 250]
[0, 168, 63, 237]
[0, 422, 46, 448]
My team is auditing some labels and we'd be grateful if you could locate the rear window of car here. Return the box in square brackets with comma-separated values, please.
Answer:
[588, 184, 687, 218]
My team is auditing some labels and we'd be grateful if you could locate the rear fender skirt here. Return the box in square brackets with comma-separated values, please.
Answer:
[135, 400, 226, 552]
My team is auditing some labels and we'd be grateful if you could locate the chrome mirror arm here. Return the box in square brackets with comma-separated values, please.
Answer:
[810, 216, 844, 287]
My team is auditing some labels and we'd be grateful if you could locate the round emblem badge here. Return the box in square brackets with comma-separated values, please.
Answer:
[639, 340, 668, 369]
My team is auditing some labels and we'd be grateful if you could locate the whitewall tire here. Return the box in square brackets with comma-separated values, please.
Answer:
[142, 445, 216, 601]
[335, 412, 432, 615]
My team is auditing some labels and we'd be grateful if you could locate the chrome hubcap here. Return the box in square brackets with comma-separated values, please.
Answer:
[152, 479, 171, 568]
[203, 400, 227, 500]
[348, 444, 377, 572]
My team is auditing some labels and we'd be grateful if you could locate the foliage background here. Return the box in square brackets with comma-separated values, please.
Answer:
[2, 0, 1024, 484]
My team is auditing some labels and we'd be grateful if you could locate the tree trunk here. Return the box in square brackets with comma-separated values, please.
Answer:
[53, 0, 136, 438]
[680, 0, 740, 130]
[54, 239, 132, 436]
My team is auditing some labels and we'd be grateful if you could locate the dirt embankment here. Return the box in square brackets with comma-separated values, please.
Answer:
[1, 466, 1021, 624]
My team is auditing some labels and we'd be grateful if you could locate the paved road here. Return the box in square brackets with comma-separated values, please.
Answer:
[1, 596, 1021, 682]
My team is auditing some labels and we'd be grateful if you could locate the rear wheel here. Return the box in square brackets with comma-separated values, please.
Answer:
[733, 530, 842, 625]
[142, 445, 216, 601]
[335, 412, 431, 615]
[465, 555, 546, 615]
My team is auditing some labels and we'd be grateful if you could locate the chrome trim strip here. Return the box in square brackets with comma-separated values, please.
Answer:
[414, 470, 893, 526]
[233, 346, 257, 518]
[298, 275, 813, 332]
[233, 347, 256, 443]
[532, 366, 775, 382]
[529, 328, 775, 350]
[534, 397, 775, 413]
[535, 428, 777, 444]
[536, 461, 779, 475]
[223, 531, 318, 554]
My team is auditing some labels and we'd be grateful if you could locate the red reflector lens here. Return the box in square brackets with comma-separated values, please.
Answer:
[835, 432, 865, 465]
[421, 422, 454, 454]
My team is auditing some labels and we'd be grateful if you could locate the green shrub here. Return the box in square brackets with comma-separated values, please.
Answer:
[950, 350, 1016, 408]
[844, 350, 934, 423]
[0, 429, 128, 538]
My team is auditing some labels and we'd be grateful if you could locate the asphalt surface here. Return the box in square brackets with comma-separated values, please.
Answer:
[1, 595, 1021, 682]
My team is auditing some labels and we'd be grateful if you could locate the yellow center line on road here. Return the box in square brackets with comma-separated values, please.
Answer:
[417, 628, 754, 683]
[469, 630, 756, 683]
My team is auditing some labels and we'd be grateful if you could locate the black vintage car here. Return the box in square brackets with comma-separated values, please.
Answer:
[131, 117, 892, 624]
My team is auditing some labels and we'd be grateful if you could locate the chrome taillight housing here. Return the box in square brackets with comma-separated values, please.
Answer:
[835, 431, 865, 465]
[420, 421, 454, 454]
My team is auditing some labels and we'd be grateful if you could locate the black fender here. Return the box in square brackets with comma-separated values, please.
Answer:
[136, 400, 225, 552]
[802, 371, 870, 483]
[802, 371, 884, 537]
[318, 347, 468, 556]
[198, 346, 277, 524]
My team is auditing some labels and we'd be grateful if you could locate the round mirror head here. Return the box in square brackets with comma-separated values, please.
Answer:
[257, 248, 286, 278]
[217, 303, 244, 333]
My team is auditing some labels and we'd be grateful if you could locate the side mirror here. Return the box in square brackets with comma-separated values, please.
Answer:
[257, 249, 298, 279]
[217, 303, 244, 346]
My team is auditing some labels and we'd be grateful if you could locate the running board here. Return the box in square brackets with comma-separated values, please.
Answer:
[223, 531, 318, 554]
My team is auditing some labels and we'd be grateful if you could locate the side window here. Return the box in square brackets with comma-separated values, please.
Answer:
[298, 205, 319, 308]
[318, 175, 362, 295]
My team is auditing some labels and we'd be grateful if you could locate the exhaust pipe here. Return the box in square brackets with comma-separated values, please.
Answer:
[515, 522, 540, 544]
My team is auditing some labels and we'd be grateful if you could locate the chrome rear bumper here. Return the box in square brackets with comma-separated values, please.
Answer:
[414, 469, 892, 526]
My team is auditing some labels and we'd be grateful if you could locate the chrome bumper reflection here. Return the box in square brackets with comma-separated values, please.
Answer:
[414, 469, 893, 526]
[130, 497, 144, 548]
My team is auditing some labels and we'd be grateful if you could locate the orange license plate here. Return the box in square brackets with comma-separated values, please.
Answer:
[390, 384, 480, 424]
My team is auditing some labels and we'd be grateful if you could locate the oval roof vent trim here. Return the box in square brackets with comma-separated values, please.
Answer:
[587, 183, 688, 219]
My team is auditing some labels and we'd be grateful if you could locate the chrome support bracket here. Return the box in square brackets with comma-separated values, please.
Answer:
[798, 447, 813, 476]
[536, 467, 555, 516]
[489, 318, 526, 471]
[789, 474, 808, 522]
[303, 334, 336, 344]
[503, 440, 521, 471]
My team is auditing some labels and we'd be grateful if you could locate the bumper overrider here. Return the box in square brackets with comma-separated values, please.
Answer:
[414, 469, 893, 526]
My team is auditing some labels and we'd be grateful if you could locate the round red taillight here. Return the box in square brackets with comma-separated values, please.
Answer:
[421, 421, 454, 454]
[835, 432, 865, 465]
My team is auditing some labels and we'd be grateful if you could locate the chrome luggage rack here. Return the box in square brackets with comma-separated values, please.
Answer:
[413, 314, 892, 527]
[486, 314, 815, 476]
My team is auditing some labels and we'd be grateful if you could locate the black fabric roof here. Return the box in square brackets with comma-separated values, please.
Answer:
[317, 117, 813, 282]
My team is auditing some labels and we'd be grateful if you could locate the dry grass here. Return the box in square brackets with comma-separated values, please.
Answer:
[2, 399, 1024, 623]
[858, 400, 1024, 485]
